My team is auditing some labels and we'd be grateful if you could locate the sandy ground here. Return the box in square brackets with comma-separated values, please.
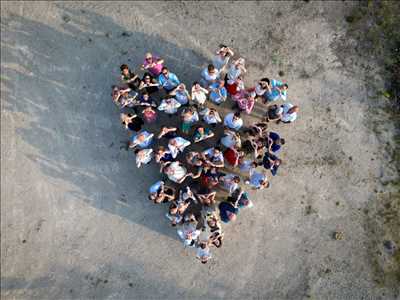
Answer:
[1, 1, 399, 299]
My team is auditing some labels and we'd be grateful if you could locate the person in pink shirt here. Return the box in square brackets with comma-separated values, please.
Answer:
[141, 52, 164, 77]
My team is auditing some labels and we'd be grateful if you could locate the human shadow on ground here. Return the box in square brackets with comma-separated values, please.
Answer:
[1, 6, 212, 242]
[1, 5, 269, 242]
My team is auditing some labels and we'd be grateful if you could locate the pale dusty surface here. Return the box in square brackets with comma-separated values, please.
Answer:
[1, 1, 398, 299]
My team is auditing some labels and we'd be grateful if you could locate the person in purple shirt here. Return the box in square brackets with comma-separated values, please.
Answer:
[158, 67, 181, 93]
[141, 52, 164, 77]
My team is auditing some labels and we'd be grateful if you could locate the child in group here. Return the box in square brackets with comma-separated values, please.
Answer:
[200, 64, 220, 88]
[191, 81, 209, 109]
[181, 106, 199, 134]
[209, 80, 227, 105]
[134, 148, 153, 168]
[158, 96, 181, 115]
[141, 52, 164, 77]
[200, 107, 222, 126]
[171, 83, 191, 106]
[120, 64, 140, 90]
[193, 126, 214, 143]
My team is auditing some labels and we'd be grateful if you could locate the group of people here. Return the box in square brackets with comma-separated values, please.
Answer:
[111, 45, 299, 264]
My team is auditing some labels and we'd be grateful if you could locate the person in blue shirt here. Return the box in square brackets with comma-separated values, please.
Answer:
[267, 131, 285, 153]
[218, 201, 238, 223]
[209, 80, 227, 105]
[158, 67, 180, 93]
[264, 79, 288, 103]
[129, 130, 154, 149]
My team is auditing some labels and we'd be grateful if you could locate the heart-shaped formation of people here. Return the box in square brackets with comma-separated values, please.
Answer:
[111, 46, 299, 264]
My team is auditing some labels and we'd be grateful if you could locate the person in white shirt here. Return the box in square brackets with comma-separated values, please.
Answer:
[224, 112, 243, 131]
[280, 103, 299, 123]
[196, 242, 212, 264]
[134, 148, 153, 168]
[200, 107, 222, 126]
[200, 64, 220, 88]
[191, 82, 208, 108]
[158, 96, 181, 115]
[168, 137, 191, 159]
[177, 222, 201, 247]
[163, 161, 191, 183]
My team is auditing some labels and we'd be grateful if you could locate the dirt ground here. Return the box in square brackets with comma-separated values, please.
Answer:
[1, 1, 399, 299]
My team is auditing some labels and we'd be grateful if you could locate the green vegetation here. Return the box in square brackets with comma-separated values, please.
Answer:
[346, 0, 400, 288]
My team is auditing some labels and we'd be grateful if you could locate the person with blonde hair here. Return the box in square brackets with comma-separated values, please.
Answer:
[141, 52, 164, 77]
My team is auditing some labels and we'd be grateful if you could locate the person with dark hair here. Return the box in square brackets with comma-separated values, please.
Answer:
[212, 45, 234, 72]
[148, 181, 176, 204]
[196, 187, 217, 206]
[138, 72, 160, 94]
[120, 113, 144, 132]
[200, 107, 222, 126]
[255, 77, 271, 100]
[218, 201, 238, 223]
[209, 80, 227, 105]
[200, 64, 220, 88]
[196, 241, 212, 264]
[267, 131, 285, 153]
[134, 148, 153, 168]
[142, 106, 157, 123]
[227, 187, 253, 209]
[219, 173, 241, 195]
[262, 152, 281, 176]
[193, 126, 214, 143]
[223, 147, 243, 168]
[265, 104, 284, 122]
[120, 64, 140, 90]
[263, 78, 288, 103]
[202, 147, 224, 168]
[158, 96, 181, 115]
[224, 112, 243, 131]
[158, 67, 180, 93]
[155, 146, 174, 170]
